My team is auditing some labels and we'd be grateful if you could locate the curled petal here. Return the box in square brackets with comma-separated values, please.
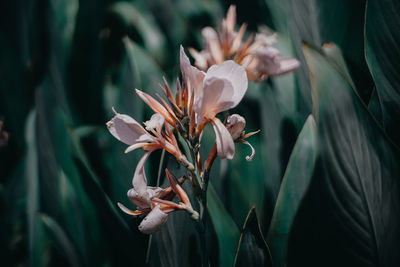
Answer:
[226, 114, 246, 140]
[144, 113, 165, 132]
[180, 46, 206, 100]
[106, 109, 153, 145]
[125, 142, 160, 154]
[211, 117, 235, 160]
[132, 152, 151, 195]
[138, 205, 168, 234]
[117, 202, 146, 216]
[239, 139, 256, 162]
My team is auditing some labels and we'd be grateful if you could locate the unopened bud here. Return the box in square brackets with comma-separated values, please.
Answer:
[226, 114, 246, 140]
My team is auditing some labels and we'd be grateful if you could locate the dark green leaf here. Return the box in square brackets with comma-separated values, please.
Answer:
[208, 183, 240, 267]
[287, 44, 400, 267]
[234, 206, 272, 267]
[265, 0, 373, 102]
[368, 87, 384, 127]
[107, 2, 166, 63]
[40, 213, 81, 267]
[365, 0, 400, 145]
[147, 154, 202, 267]
[25, 110, 47, 266]
[267, 115, 317, 267]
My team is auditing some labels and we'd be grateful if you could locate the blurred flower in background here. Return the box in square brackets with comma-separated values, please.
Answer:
[189, 5, 300, 81]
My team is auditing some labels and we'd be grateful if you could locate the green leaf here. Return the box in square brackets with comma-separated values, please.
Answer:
[267, 115, 317, 267]
[25, 109, 47, 266]
[365, 0, 400, 146]
[147, 154, 202, 267]
[40, 213, 81, 266]
[208, 183, 240, 267]
[107, 2, 167, 63]
[287, 44, 400, 266]
[234, 206, 272, 267]
[265, 0, 373, 102]
[368, 87, 384, 127]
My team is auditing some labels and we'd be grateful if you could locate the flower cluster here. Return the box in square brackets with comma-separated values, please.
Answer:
[189, 5, 300, 81]
[107, 46, 259, 234]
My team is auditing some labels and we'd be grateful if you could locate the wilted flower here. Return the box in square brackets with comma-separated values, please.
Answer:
[189, 5, 300, 81]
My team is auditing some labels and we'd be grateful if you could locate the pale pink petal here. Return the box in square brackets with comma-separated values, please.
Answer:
[255, 32, 277, 46]
[127, 188, 151, 209]
[226, 5, 236, 34]
[127, 152, 153, 209]
[144, 113, 165, 132]
[257, 46, 280, 60]
[180, 46, 206, 100]
[124, 142, 151, 154]
[132, 152, 151, 192]
[274, 57, 300, 75]
[195, 77, 235, 122]
[188, 48, 208, 71]
[261, 57, 300, 76]
[211, 117, 235, 160]
[107, 110, 153, 145]
[138, 205, 168, 234]
[202, 27, 224, 64]
[226, 114, 246, 140]
[196, 61, 247, 120]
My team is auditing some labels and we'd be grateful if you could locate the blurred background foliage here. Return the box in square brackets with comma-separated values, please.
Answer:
[1, 0, 399, 266]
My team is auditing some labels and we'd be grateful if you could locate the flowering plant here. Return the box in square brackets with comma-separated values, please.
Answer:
[107, 46, 259, 241]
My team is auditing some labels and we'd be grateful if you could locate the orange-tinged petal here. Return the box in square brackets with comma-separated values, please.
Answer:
[165, 169, 192, 208]
[136, 89, 176, 126]
[117, 202, 146, 216]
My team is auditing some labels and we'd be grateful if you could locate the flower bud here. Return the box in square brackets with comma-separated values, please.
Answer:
[226, 114, 246, 140]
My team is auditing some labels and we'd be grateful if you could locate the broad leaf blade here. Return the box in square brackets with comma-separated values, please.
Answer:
[287, 44, 400, 266]
[365, 0, 400, 146]
[208, 183, 240, 267]
[40, 213, 81, 267]
[267, 115, 317, 267]
[25, 110, 47, 266]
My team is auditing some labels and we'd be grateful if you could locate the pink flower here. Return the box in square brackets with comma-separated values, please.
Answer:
[118, 159, 196, 234]
[180, 46, 248, 160]
[106, 108, 193, 170]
